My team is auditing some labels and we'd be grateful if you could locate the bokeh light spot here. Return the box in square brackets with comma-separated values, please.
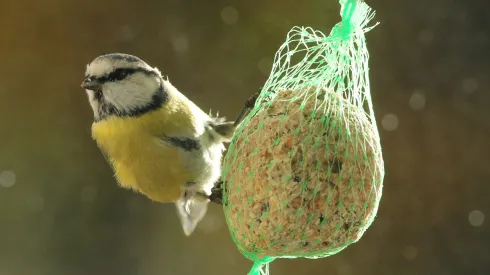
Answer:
[409, 91, 426, 111]
[468, 210, 485, 227]
[0, 170, 16, 188]
[461, 77, 479, 94]
[381, 114, 399, 131]
[401, 245, 418, 260]
[117, 25, 136, 42]
[221, 6, 238, 25]
[171, 35, 189, 55]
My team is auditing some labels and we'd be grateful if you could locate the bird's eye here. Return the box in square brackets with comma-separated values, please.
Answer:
[108, 69, 130, 81]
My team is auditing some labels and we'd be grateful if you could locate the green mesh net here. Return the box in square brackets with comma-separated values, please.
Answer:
[221, 1, 384, 274]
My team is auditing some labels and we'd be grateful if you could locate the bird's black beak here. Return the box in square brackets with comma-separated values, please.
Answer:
[81, 78, 101, 90]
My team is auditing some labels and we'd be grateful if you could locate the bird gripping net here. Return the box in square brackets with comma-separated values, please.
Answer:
[221, 1, 384, 274]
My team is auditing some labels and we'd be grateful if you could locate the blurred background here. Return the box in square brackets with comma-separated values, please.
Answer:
[0, 0, 489, 274]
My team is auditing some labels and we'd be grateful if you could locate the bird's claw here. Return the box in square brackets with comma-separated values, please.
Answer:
[208, 180, 224, 205]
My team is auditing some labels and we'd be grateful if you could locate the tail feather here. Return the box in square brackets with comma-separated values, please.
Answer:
[175, 197, 209, 236]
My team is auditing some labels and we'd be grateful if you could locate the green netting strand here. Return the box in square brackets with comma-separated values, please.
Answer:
[221, 1, 384, 274]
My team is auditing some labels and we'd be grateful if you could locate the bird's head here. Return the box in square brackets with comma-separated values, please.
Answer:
[82, 53, 167, 121]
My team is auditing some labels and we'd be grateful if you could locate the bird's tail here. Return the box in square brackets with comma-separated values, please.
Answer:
[175, 196, 209, 236]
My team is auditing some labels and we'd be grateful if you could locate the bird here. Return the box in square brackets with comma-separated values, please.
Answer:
[81, 53, 258, 236]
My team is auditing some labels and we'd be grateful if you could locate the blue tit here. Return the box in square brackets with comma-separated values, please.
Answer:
[81, 53, 257, 236]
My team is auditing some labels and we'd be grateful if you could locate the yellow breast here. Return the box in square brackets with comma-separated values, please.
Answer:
[91, 107, 196, 203]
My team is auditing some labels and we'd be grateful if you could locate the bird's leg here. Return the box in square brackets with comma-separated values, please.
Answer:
[233, 88, 261, 127]
[210, 88, 261, 140]
[194, 180, 223, 205]
[204, 88, 262, 205]
[208, 180, 223, 205]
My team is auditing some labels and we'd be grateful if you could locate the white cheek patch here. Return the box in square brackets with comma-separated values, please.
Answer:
[102, 75, 160, 113]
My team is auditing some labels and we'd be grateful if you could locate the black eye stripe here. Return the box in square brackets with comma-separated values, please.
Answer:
[107, 68, 133, 81]
[91, 67, 158, 83]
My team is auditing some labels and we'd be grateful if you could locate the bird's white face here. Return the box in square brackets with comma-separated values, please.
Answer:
[82, 53, 167, 121]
